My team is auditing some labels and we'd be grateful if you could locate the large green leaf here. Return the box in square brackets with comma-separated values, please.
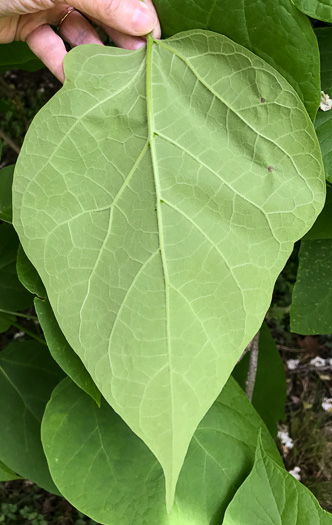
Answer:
[153, 0, 320, 119]
[232, 322, 286, 437]
[291, 185, 332, 334]
[0, 341, 63, 492]
[0, 459, 21, 482]
[42, 377, 281, 525]
[223, 437, 332, 524]
[0, 223, 33, 311]
[35, 297, 101, 405]
[13, 31, 325, 505]
[0, 42, 43, 73]
[315, 28, 332, 183]
[0, 164, 14, 224]
[292, 0, 332, 22]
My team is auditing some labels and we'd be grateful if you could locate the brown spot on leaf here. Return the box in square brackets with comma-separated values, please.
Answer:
[268, 166, 274, 172]
[260, 97, 266, 103]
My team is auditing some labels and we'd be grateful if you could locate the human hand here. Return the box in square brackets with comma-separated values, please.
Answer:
[0, 0, 160, 82]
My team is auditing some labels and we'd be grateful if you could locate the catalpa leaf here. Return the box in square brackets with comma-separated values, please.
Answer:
[13, 31, 325, 506]
[41, 377, 281, 525]
[0, 341, 63, 493]
[153, 0, 320, 119]
[223, 436, 332, 525]
[292, 0, 332, 23]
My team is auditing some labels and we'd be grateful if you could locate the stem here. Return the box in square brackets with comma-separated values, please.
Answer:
[10, 320, 46, 346]
[0, 129, 20, 155]
[245, 331, 260, 402]
[0, 309, 38, 320]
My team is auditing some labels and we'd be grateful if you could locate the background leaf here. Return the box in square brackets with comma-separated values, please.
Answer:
[0, 341, 63, 493]
[232, 322, 286, 437]
[34, 297, 101, 405]
[0, 460, 21, 482]
[315, 27, 332, 183]
[41, 377, 281, 525]
[0, 164, 14, 224]
[0, 42, 43, 73]
[223, 436, 332, 524]
[291, 185, 332, 334]
[292, 0, 332, 22]
[0, 223, 33, 312]
[13, 31, 324, 505]
[153, 0, 320, 119]
[16, 245, 47, 298]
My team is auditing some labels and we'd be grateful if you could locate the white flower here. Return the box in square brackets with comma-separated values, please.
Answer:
[289, 466, 301, 481]
[310, 357, 326, 368]
[287, 359, 300, 370]
[278, 430, 294, 449]
[322, 398, 332, 412]
[320, 91, 332, 111]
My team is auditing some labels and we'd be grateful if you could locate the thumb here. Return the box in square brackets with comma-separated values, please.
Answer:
[58, 0, 160, 37]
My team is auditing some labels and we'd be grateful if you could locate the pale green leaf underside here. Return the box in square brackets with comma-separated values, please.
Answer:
[13, 30, 325, 505]
[292, 0, 332, 22]
[42, 377, 281, 525]
[223, 437, 332, 525]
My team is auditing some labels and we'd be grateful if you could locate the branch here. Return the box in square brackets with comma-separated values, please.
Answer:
[245, 331, 260, 402]
[0, 129, 21, 155]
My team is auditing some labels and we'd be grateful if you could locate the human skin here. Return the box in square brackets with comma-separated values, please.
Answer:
[0, 0, 161, 81]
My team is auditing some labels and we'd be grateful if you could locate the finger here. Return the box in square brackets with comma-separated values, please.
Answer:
[141, 0, 161, 38]
[94, 23, 146, 50]
[59, 9, 104, 47]
[26, 24, 67, 83]
[55, 0, 160, 37]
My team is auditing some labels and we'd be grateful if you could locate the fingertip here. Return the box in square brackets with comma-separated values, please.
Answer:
[131, 3, 159, 35]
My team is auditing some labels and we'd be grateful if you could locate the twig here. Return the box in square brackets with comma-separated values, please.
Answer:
[0, 129, 20, 155]
[245, 331, 260, 402]
[0, 308, 38, 320]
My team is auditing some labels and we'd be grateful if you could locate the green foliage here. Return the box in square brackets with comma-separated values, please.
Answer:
[315, 27, 332, 183]
[0, 223, 32, 312]
[34, 298, 101, 405]
[0, 42, 42, 73]
[0, 460, 20, 482]
[41, 377, 280, 525]
[153, 0, 320, 119]
[223, 437, 332, 524]
[0, 0, 331, 523]
[0, 341, 63, 493]
[0, 164, 14, 223]
[292, 0, 332, 23]
[291, 186, 332, 334]
[13, 30, 324, 506]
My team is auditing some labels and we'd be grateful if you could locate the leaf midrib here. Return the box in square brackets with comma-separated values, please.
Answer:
[146, 34, 175, 476]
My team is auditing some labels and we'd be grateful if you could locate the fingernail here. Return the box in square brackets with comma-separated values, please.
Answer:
[133, 38, 147, 49]
[132, 3, 156, 34]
